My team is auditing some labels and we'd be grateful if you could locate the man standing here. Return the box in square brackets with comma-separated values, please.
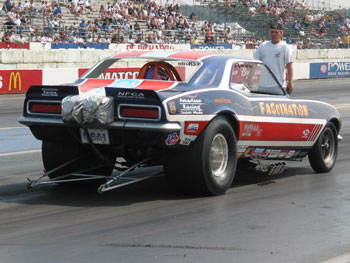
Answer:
[254, 23, 294, 94]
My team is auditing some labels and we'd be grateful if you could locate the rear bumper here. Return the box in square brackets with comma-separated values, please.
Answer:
[18, 116, 182, 146]
[18, 116, 181, 132]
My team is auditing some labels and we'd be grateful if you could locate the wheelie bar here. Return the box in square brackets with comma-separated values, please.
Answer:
[26, 155, 163, 194]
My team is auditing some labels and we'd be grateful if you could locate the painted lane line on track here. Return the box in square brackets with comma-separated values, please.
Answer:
[335, 104, 350, 110]
[0, 149, 41, 157]
[0, 127, 27, 131]
[320, 253, 350, 263]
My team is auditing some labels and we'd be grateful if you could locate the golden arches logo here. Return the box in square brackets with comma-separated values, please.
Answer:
[9, 72, 21, 92]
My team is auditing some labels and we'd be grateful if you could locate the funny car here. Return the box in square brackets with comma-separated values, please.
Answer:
[19, 51, 342, 195]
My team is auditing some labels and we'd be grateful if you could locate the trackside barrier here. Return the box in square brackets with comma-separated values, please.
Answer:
[0, 46, 350, 94]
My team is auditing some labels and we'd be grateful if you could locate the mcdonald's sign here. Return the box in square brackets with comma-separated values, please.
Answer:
[0, 70, 42, 94]
[9, 72, 21, 92]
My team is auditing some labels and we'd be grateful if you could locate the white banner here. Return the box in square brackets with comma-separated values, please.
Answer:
[110, 43, 191, 52]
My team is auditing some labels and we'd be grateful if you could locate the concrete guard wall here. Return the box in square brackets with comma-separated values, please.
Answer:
[1, 44, 350, 85]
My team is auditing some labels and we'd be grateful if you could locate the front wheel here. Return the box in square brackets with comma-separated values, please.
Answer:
[164, 116, 237, 195]
[308, 122, 338, 173]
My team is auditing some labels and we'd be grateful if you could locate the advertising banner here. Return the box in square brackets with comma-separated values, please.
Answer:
[310, 62, 350, 78]
[111, 43, 190, 52]
[0, 70, 42, 94]
[51, 43, 109, 49]
[0, 42, 30, 49]
[191, 44, 233, 50]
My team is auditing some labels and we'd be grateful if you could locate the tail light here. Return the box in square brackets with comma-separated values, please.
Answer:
[28, 100, 62, 115]
[118, 104, 161, 121]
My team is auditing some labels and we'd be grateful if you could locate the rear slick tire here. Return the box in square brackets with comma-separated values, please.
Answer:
[42, 141, 116, 179]
[308, 122, 338, 173]
[164, 116, 237, 196]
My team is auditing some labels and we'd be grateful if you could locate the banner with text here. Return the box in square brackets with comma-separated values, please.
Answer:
[310, 62, 350, 78]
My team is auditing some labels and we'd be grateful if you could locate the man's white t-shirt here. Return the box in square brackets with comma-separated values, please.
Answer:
[254, 40, 293, 87]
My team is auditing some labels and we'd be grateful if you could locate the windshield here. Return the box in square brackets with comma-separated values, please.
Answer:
[230, 62, 285, 95]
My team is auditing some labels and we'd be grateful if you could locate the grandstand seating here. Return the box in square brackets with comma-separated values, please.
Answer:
[0, 0, 346, 48]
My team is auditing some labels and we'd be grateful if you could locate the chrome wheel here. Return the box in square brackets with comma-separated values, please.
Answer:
[321, 127, 335, 165]
[209, 134, 228, 179]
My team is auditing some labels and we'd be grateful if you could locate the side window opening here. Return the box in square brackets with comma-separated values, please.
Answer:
[230, 62, 285, 95]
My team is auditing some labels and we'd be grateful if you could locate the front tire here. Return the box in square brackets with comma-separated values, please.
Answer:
[164, 116, 237, 195]
[42, 141, 116, 179]
[308, 122, 338, 173]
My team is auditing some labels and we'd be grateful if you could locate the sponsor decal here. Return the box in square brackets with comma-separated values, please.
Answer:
[184, 121, 208, 135]
[259, 102, 309, 117]
[267, 150, 281, 158]
[237, 146, 248, 158]
[177, 61, 201, 66]
[214, 98, 232, 104]
[169, 102, 176, 114]
[186, 123, 199, 133]
[117, 91, 144, 99]
[302, 129, 310, 139]
[243, 148, 255, 157]
[165, 133, 179, 146]
[42, 87, 58, 97]
[179, 137, 192, 146]
[278, 150, 289, 158]
[78, 68, 140, 79]
[179, 98, 203, 115]
[262, 149, 272, 158]
[310, 62, 350, 79]
[241, 123, 262, 137]
[285, 150, 296, 159]
[251, 148, 265, 158]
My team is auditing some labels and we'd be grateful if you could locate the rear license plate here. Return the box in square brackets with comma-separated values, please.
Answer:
[80, 128, 110, 145]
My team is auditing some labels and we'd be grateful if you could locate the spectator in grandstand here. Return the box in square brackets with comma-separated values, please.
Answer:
[1, 31, 12, 42]
[189, 11, 197, 21]
[53, 5, 62, 18]
[336, 34, 344, 48]
[3, 0, 12, 13]
[309, 26, 317, 37]
[254, 23, 294, 94]
[343, 33, 350, 48]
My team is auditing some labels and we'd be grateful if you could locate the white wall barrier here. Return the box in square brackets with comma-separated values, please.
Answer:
[0, 46, 350, 94]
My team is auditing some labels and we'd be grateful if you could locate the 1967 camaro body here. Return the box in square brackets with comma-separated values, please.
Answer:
[19, 51, 342, 195]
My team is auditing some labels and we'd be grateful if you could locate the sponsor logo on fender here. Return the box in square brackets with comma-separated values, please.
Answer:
[186, 123, 199, 133]
[169, 102, 176, 114]
[302, 129, 310, 139]
[165, 133, 179, 146]
[180, 98, 203, 114]
[9, 72, 21, 92]
[242, 123, 262, 137]
[118, 91, 144, 98]
[180, 137, 192, 146]
[42, 87, 58, 97]
[259, 102, 309, 117]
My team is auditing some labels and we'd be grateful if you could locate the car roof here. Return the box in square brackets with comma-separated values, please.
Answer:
[112, 51, 258, 62]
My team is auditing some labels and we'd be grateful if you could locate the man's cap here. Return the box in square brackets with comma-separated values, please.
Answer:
[270, 23, 283, 30]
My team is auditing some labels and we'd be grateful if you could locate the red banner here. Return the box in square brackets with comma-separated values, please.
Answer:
[0, 70, 42, 94]
[0, 42, 30, 49]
